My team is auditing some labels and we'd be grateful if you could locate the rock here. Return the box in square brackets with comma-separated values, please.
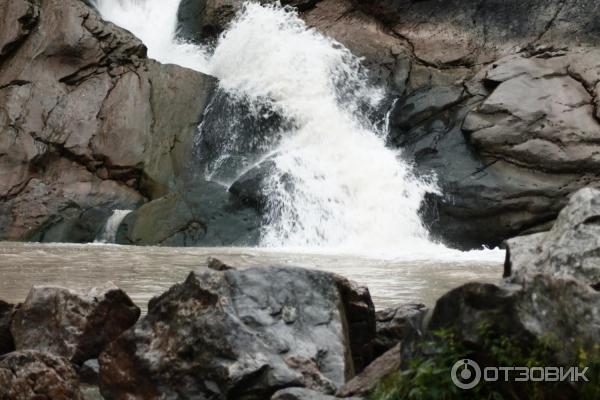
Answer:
[177, 0, 322, 43]
[0, 300, 15, 355]
[373, 303, 427, 358]
[0, 350, 83, 400]
[336, 343, 401, 398]
[428, 275, 600, 364]
[11, 283, 140, 364]
[207, 256, 236, 271]
[0, 0, 217, 242]
[334, 276, 376, 373]
[116, 181, 261, 246]
[272, 387, 364, 400]
[505, 187, 600, 288]
[99, 267, 372, 399]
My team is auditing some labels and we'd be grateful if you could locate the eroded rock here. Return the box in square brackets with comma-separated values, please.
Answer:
[99, 267, 369, 399]
[0, 300, 15, 355]
[505, 187, 600, 288]
[0, 350, 83, 400]
[11, 283, 140, 364]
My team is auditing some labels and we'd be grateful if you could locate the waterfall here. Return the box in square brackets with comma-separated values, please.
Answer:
[95, 1, 452, 255]
[95, 210, 132, 244]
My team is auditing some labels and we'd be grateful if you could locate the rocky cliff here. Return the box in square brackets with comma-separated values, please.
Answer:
[178, 0, 600, 249]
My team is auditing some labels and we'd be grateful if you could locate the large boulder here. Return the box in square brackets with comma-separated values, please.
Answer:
[0, 300, 15, 355]
[0, 0, 217, 242]
[11, 283, 140, 364]
[428, 275, 600, 365]
[505, 187, 600, 288]
[116, 181, 261, 246]
[373, 303, 427, 358]
[99, 267, 374, 399]
[0, 350, 83, 400]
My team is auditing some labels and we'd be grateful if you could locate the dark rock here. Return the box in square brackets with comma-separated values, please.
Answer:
[334, 276, 376, 373]
[116, 181, 261, 246]
[11, 283, 140, 364]
[207, 256, 236, 271]
[428, 275, 600, 365]
[0, 300, 15, 355]
[373, 303, 427, 358]
[272, 387, 364, 400]
[336, 343, 401, 398]
[0, 0, 217, 243]
[505, 187, 600, 288]
[0, 350, 83, 400]
[99, 267, 368, 399]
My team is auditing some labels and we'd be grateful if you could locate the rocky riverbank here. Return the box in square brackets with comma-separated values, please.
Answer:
[1, 187, 598, 399]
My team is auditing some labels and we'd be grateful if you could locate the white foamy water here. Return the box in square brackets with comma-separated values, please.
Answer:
[94, 210, 132, 244]
[95, 0, 504, 261]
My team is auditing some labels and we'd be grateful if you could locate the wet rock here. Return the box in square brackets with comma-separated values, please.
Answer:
[0, 0, 216, 242]
[116, 181, 261, 246]
[272, 387, 364, 400]
[11, 283, 140, 364]
[505, 187, 600, 288]
[99, 267, 369, 399]
[428, 275, 600, 364]
[336, 343, 402, 398]
[0, 300, 15, 355]
[0, 350, 83, 400]
[373, 303, 427, 358]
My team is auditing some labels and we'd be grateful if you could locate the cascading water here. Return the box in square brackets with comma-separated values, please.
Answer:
[94, 210, 132, 244]
[96, 0, 501, 258]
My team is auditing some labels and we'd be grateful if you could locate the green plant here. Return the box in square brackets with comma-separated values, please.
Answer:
[370, 326, 599, 400]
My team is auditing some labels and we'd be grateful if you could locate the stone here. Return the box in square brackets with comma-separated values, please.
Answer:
[11, 283, 140, 364]
[428, 275, 600, 364]
[373, 303, 427, 358]
[0, 350, 83, 400]
[99, 267, 371, 399]
[0, 300, 15, 355]
[0, 0, 217, 242]
[336, 343, 402, 398]
[116, 181, 261, 246]
[505, 187, 600, 288]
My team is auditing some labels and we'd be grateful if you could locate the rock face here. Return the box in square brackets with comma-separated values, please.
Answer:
[99, 267, 374, 399]
[300, 0, 600, 249]
[0, 300, 15, 355]
[116, 181, 261, 246]
[505, 187, 600, 288]
[0, 350, 83, 400]
[271, 387, 363, 400]
[336, 343, 402, 398]
[373, 303, 427, 358]
[429, 275, 600, 365]
[0, 0, 218, 243]
[11, 283, 140, 364]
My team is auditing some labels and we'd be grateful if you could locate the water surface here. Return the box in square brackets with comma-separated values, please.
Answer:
[0, 243, 504, 310]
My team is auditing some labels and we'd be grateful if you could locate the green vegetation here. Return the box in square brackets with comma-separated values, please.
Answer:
[371, 326, 600, 400]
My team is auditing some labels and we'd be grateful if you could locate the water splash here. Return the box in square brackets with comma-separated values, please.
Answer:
[95, 0, 504, 260]
[95, 210, 132, 244]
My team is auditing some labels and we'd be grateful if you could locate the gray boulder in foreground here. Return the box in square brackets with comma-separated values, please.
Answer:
[99, 267, 375, 399]
[0, 350, 83, 400]
[11, 283, 140, 364]
[505, 187, 600, 288]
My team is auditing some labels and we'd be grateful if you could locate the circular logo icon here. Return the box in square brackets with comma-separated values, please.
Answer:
[451, 359, 481, 390]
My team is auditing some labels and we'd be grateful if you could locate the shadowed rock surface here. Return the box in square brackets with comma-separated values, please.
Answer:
[0, 350, 83, 400]
[0, 300, 15, 356]
[99, 267, 374, 399]
[11, 283, 140, 364]
[373, 303, 427, 358]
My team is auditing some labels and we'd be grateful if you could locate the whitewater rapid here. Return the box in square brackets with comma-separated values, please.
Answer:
[96, 0, 504, 261]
